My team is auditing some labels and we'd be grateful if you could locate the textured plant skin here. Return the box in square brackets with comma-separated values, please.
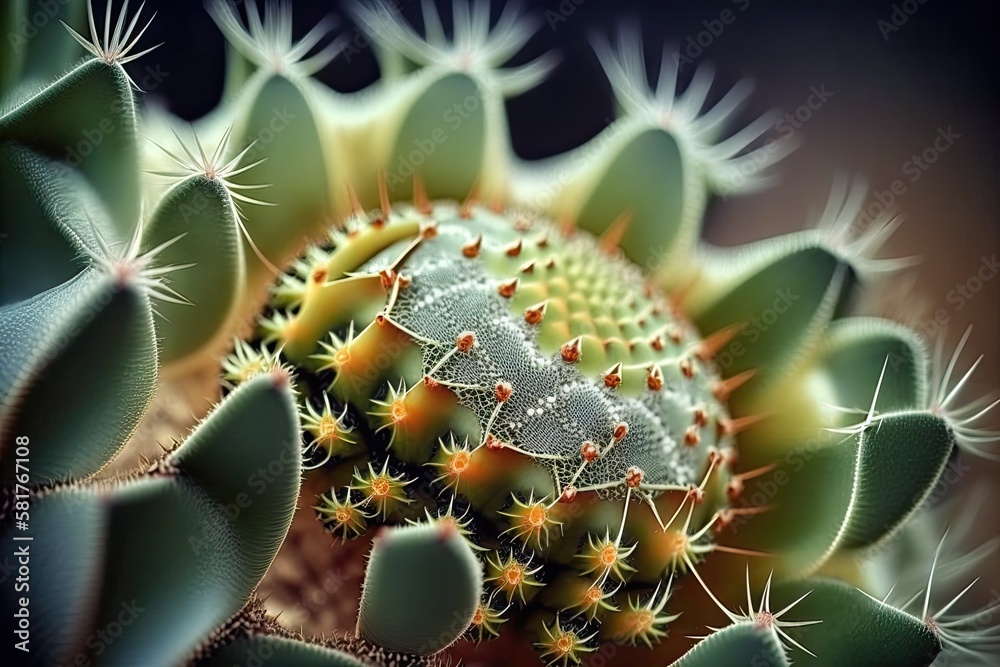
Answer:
[1, 1, 998, 667]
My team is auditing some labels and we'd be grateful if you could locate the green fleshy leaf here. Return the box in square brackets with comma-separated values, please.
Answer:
[194, 635, 366, 667]
[142, 175, 244, 363]
[168, 372, 301, 582]
[839, 411, 955, 550]
[0, 59, 140, 236]
[0, 374, 301, 667]
[733, 409, 956, 573]
[672, 622, 790, 667]
[820, 317, 928, 417]
[691, 240, 854, 401]
[732, 433, 855, 578]
[230, 73, 329, 272]
[385, 72, 485, 202]
[0, 0, 27, 93]
[15, 0, 85, 84]
[358, 523, 483, 655]
[0, 141, 102, 305]
[0, 271, 157, 485]
[0, 489, 106, 665]
[773, 578, 940, 666]
[576, 126, 704, 268]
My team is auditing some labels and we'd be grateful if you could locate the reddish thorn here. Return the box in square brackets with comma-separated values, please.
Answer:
[505, 238, 523, 257]
[485, 433, 504, 451]
[580, 441, 599, 462]
[459, 185, 479, 219]
[462, 234, 483, 258]
[377, 170, 391, 221]
[524, 301, 548, 325]
[456, 331, 476, 353]
[603, 362, 623, 389]
[497, 277, 518, 298]
[494, 381, 513, 403]
[718, 413, 770, 437]
[379, 268, 397, 290]
[613, 422, 629, 442]
[561, 337, 583, 363]
[625, 466, 644, 488]
[419, 221, 438, 239]
[412, 173, 432, 214]
[647, 364, 664, 391]
[687, 484, 706, 505]
[713, 369, 758, 402]
[345, 182, 364, 217]
[598, 210, 633, 255]
[727, 478, 744, 502]
[696, 324, 742, 361]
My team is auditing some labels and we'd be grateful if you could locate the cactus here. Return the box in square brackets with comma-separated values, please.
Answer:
[1, 1, 997, 666]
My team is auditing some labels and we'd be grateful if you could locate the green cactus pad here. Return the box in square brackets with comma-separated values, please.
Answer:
[0, 58, 140, 235]
[357, 523, 483, 655]
[839, 411, 955, 550]
[386, 72, 486, 202]
[0, 142, 101, 304]
[690, 242, 853, 390]
[230, 74, 330, 271]
[672, 622, 790, 667]
[0, 371, 301, 667]
[772, 578, 941, 666]
[142, 175, 245, 362]
[0, 270, 157, 485]
[575, 127, 694, 266]
[820, 317, 928, 415]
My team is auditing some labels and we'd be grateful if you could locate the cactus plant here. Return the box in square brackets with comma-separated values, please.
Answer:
[1, 1, 998, 666]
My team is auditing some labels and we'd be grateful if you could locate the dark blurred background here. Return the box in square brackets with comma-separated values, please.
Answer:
[114, 0, 998, 578]
[131, 0, 998, 347]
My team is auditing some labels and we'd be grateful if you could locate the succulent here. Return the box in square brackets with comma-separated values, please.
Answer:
[1, 1, 997, 667]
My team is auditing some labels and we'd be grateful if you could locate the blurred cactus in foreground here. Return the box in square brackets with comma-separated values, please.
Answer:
[1, 1, 998, 666]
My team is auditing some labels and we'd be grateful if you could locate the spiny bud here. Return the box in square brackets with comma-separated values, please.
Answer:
[603, 362, 623, 389]
[561, 337, 583, 363]
[613, 422, 629, 442]
[525, 301, 548, 325]
[647, 364, 664, 391]
[495, 381, 513, 402]
[498, 277, 518, 298]
[463, 234, 483, 258]
[456, 331, 476, 352]
[504, 238, 523, 257]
